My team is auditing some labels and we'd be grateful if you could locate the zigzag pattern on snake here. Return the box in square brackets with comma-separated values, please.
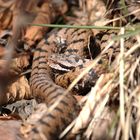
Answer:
[25, 28, 99, 140]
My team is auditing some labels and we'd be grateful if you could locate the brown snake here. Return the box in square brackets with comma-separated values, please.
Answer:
[23, 27, 137, 139]
[24, 28, 99, 140]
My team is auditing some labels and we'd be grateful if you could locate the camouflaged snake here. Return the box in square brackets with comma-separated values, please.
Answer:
[27, 28, 98, 140]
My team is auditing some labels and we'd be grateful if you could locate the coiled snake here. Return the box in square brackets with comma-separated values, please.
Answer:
[23, 28, 99, 140]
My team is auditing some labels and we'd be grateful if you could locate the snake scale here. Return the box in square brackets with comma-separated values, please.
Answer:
[25, 28, 99, 140]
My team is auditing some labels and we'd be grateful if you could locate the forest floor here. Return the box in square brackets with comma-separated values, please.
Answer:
[0, 0, 140, 140]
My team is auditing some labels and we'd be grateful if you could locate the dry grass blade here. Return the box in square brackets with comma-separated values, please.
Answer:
[119, 27, 125, 139]
[105, 8, 140, 25]
[136, 85, 140, 140]
[59, 73, 114, 139]
[84, 101, 116, 140]
[71, 74, 113, 132]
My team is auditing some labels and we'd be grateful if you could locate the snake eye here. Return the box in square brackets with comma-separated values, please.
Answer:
[56, 36, 67, 53]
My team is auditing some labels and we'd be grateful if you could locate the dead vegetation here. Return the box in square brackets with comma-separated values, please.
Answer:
[0, 0, 140, 140]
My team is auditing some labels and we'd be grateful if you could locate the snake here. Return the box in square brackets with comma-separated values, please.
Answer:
[23, 27, 99, 140]
[22, 25, 137, 139]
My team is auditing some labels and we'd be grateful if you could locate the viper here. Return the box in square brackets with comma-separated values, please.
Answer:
[22, 25, 137, 139]
[23, 27, 99, 140]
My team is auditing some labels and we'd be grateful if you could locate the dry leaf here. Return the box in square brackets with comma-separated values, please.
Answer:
[0, 75, 31, 105]
[24, 1, 56, 46]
